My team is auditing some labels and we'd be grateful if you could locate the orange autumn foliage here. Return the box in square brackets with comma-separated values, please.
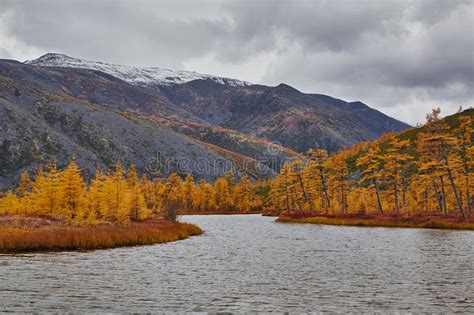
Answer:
[268, 108, 473, 218]
[1, 108, 472, 226]
[0, 216, 202, 253]
[0, 162, 267, 224]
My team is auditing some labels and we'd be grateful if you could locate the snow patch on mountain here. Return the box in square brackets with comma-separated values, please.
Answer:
[25, 53, 252, 87]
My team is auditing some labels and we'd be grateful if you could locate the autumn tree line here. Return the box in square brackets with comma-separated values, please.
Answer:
[269, 109, 473, 218]
[0, 160, 266, 224]
[0, 108, 472, 222]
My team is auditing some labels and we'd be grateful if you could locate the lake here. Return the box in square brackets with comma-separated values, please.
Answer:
[0, 214, 473, 312]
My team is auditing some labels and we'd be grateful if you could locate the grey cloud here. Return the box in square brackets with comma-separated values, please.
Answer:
[0, 47, 11, 59]
[0, 0, 472, 124]
[2, 0, 231, 68]
[223, 0, 473, 88]
[225, 0, 402, 51]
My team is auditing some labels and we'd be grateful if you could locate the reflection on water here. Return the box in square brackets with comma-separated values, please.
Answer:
[0, 215, 473, 312]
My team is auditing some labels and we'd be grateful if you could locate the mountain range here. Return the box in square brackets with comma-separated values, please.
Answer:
[0, 53, 410, 188]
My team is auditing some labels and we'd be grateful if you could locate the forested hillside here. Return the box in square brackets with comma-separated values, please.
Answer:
[1, 108, 471, 224]
[268, 108, 473, 218]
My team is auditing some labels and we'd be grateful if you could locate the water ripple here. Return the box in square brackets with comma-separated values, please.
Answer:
[0, 214, 473, 312]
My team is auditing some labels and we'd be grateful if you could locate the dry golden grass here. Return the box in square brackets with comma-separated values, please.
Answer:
[0, 216, 202, 253]
[277, 214, 474, 230]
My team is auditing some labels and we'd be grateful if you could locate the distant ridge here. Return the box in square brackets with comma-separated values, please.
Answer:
[25, 53, 410, 154]
[26, 53, 252, 87]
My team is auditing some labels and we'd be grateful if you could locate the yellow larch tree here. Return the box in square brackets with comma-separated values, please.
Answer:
[213, 176, 232, 211]
[29, 166, 48, 215]
[307, 149, 331, 211]
[181, 174, 196, 211]
[100, 162, 130, 223]
[383, 139, 413, 214]
[357, 146, 384, 214]
[1, 191, 22, 214]
[289, 160, 314, 214]
[127, 164, 148, 221]
[193, 179, 215, 211]
[60, 157, 86, 221]
[326, 151, 350, 214]
[455, 115, 473, 212]
[234, 175, 252, 212]
[44, 162, 63, 216]
[161, 173, 182, 208]
[16, 171, 31, 214]
[85, 170, 105, 223]
[417, 108, 466, 217]
[269, 163, 297, 214]
[149, 178, 165, 213]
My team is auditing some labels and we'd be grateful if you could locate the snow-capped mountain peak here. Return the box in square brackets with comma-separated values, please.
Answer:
[25, 53, 252, 87]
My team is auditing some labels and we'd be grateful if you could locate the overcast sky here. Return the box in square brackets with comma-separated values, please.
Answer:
[1, 0, 473, 125]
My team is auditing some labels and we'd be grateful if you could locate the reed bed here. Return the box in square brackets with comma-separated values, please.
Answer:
[277, 214, 474, 230]
[0, 217, 202, 253]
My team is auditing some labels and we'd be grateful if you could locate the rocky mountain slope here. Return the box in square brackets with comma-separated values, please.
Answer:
[0, 60, 278, 189]
[160, 80, 410, 152]
[29, 54, 409, 153]
[1, 53, 410, 188]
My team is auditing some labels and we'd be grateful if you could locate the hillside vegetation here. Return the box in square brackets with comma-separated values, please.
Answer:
[268, 108, 473, 225]
[1, 108, 472, 233]
[0, 159, 267, 225]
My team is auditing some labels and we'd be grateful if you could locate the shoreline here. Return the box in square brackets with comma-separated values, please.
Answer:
[178, 210, 261, 215]
[277, 214, 474, 230]
[0, 216, 203, 254]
